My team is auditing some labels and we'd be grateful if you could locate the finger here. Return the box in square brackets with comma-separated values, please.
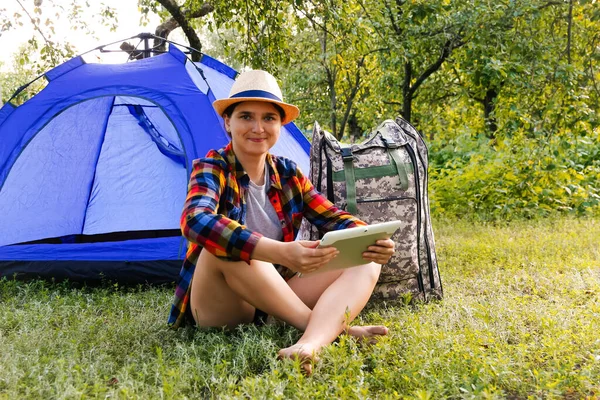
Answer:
[367, 247, 394, 255]
[307, 248, 339, 260]
[297, 240, 321, 249]
[305, 257, 334, 271]
[314, 246, 338, 255]
[362, 252, 391, 262]
[303, 254, 337, 271]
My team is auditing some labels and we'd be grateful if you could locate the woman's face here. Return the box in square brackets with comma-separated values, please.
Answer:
[224, 101, 282, 159]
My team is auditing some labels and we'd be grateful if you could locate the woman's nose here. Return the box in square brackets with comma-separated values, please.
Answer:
[253, 120, 264, 133]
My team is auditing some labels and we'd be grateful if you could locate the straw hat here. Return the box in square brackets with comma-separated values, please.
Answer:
[213, 70, 300, 125]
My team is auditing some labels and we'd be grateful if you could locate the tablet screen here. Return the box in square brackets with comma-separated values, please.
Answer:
[302, 220, 402, 276]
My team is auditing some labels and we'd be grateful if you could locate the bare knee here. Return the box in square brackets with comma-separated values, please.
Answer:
[344, 262, 381, 286]
[191, 250, 255, 328]
[198, 249, 244, 276]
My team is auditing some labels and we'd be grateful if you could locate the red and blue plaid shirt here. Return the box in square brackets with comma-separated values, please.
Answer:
[168, 143, 365, 327]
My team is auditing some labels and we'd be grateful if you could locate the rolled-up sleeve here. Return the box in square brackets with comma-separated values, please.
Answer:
[180, 158, 263, 264]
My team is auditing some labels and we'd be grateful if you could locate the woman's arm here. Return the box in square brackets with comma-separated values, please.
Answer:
[295, 168, 395, 267]
[181, 157, 263, 264]
[252, 237, 338, 274]
[298, 171, 366, 232]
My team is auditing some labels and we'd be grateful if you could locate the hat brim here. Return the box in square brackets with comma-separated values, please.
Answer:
[213, 97, 300, 125]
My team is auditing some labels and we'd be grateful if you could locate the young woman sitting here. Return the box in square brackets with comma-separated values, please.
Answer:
[168, 70, 394, 374]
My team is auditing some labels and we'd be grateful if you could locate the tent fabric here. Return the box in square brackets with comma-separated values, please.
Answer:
[0, 45, 310, 283]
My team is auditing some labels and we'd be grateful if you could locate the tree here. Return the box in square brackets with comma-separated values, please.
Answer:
[0, 0, 118, 75]
[1, 46, 46, 105]
[138, 0, 296, 67]
[354, 0, 475, 124]
[283, 0, 383, 139]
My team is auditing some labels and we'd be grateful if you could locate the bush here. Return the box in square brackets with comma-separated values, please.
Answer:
[429, 129, 600, 220]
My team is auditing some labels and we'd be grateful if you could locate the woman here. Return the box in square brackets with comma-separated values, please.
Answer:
[168, 70, 394, 373]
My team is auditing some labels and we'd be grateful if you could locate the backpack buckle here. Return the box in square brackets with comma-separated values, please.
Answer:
[340, 146, 353, 160]
[381, 135, 398, 149]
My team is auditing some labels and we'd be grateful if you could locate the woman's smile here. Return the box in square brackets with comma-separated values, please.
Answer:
[224, 101, 282, 158]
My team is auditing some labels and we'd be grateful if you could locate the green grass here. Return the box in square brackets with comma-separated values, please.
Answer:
[1, 217, 599, 399]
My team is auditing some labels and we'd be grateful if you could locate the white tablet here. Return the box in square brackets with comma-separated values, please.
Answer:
[301, 220, 403, 277]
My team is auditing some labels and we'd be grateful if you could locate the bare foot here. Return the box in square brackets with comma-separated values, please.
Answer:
[347, 325, 389, 344]
[277, 342, 321, 376]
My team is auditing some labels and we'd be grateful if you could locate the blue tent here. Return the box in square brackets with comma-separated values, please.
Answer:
[0, 44, 310, 283]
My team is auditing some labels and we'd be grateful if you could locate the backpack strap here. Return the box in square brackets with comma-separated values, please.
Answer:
[340, 145, 358, 214]
[323, 141, 335, 203]
[381, 135, 409, 191]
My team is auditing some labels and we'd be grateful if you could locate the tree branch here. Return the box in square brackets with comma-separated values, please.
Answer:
[356, 0, 388, 44]
[408, 36, 464, 100]
[293, 3, 337, 38]
[339, 56, 365, 138]
[15, 0, 58, 65]
[152, 0, 208, 61]
[384, 0, 403, 37]
[538, 1, 564, 10]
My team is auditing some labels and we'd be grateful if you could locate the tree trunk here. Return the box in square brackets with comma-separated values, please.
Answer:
[153, 0, 210, 61]
[320, 23, 338, 139]
[483, 88, 498, 137]
[566, 0, 573, 64]
[338, 61, 364, 140]
[347, 113, 362, 142]
[327, 67, 338, 139]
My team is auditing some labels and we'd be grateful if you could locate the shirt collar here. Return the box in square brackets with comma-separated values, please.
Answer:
[223, 142, 283, 190]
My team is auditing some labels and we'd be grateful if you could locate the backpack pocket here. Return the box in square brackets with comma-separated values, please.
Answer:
[355, 196, 420, 286]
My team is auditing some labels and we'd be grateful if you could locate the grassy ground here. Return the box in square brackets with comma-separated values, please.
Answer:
[1, 217, 599, 399]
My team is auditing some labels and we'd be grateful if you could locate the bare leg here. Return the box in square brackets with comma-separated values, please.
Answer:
[189, 250, 254, 328]
[190, 249, 312, 329]
[279, 262, 386, 367]
[286, 267, 388, 341]
[190, 250, 387, 374]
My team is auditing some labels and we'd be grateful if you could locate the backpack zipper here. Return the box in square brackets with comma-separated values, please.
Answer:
[398, 119, 439, 292]
[357, 196, 416, 204]
[403, 144, 425, 294]
[405, 143, 436, 293]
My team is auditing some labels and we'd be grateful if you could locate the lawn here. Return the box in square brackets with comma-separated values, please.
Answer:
[1, 217, 599, 399]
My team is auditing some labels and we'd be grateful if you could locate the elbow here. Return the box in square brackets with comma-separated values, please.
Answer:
[180, 210, 208, 243]
[180, 214, 193, 241]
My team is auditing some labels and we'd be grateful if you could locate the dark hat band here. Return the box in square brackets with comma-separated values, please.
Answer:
[231, 90, 282, 102]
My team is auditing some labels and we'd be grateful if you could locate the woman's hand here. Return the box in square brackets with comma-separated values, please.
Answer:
[279, 240, 339, 275]
[362, 238, 395, 265]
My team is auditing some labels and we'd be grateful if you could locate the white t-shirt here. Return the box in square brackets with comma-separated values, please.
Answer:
[245, 163, 283, 241]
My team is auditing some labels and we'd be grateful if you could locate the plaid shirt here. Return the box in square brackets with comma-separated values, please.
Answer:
[168, 142, 365, 327]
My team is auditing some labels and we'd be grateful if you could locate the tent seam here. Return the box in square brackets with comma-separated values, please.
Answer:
[80, 96, 116, 235]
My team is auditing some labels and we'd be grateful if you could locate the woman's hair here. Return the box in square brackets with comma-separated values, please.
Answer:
[223, 102, 286, 137]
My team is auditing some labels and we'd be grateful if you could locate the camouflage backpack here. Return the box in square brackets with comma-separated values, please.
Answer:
[301, 117, 442, 303]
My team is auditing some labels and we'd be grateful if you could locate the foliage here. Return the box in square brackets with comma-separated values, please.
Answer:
[0, 0, 121, 107]
[2, 0, 599, 219]
[429, 129, 600, 220]
[0, 1, 118, 75]
[283, 0, 383, 139]
[1, 45, 48, 106]
[421, 0, 600, 220]
[1, 217, 599, 397]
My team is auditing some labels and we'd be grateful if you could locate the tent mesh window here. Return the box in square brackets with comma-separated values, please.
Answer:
[0, 96, 188, 246]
